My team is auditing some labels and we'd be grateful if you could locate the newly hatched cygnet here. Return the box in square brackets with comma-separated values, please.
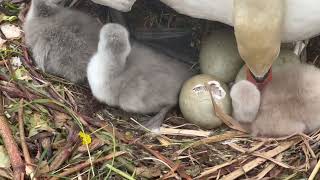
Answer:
[87, 23, 194, 131]
[230, 63, 320, 137]
[24, 0, 102, 83]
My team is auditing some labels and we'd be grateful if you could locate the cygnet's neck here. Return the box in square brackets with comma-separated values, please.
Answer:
[26, 1, 37, 20]
[96, 50, 127, 77]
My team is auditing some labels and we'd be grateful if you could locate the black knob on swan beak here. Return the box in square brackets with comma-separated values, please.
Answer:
[246, 66, 272, 91]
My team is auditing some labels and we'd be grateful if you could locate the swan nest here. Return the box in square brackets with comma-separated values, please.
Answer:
[0, 0, 319, 179]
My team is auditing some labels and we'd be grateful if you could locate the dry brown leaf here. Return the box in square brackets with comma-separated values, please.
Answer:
[52, 111, 71, 129]
[135, 166, 161, 178]
[77, 138, 105, 152]
[0, 24, 22, 39]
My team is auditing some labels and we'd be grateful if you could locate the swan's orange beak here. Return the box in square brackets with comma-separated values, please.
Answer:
[246, 66, 272, 91]
[234, 0, 283, 90]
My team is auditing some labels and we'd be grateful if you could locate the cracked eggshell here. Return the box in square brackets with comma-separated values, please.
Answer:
[179, 74, 231, 129]
[235, 49, 301, 82]
[199, 28, 244, 83]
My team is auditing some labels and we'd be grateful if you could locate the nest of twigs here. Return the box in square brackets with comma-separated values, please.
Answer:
[0, 0, 319, 179]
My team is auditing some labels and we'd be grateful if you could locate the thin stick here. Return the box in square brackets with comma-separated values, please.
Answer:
[18, 99, 36, 179]
[159, 127, 211, 137]
[176, 131, 245, 155]
[254, 154, 283, 180]
[105, 164, 135, 180]
[196, 159, 239, 179]
[0, 93, 25, 179]
[136, 142, 192, 180]
[196, 141, 265, 179]
[220, 140, 298, 180]
[308, 159, 320, 180]
[206, 83, 248, 133]
[50, 151, 126, 180]
[0, 60, 10, 66]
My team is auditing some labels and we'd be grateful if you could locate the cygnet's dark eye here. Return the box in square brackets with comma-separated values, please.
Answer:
[36, 1, 57, 17]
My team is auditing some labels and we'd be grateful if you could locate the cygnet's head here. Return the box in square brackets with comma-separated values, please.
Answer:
[29, 0, 61, 18]
[98, 23, 131, 59]
[230, 80, 261, 123]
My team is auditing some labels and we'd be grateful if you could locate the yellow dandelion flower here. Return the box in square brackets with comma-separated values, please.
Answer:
[79, 131, 92, 145]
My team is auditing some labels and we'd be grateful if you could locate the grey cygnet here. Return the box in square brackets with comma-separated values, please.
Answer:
[87, 23, 194, 132]
[24, 0, 102, 83]
[230, 63, 320, 137]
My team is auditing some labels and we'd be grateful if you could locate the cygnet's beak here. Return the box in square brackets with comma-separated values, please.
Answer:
[246, 65, 272, 91]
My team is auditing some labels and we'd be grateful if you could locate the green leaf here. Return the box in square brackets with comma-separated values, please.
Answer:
[27, 113, 55, 137]
[0, 146, 10, 168]
[1, 15, 17, 22]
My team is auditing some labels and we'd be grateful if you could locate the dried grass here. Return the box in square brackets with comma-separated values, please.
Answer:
[0, 0, 318, 179]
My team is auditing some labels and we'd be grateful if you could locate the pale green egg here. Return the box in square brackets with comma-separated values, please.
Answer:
[179, 74, 231, 129]
[199, 28, 244, 83]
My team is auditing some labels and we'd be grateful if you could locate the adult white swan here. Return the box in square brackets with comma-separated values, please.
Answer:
[92, 0, 320, 42]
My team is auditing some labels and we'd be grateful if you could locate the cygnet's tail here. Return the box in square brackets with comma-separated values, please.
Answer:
[98, 23, 131, 58]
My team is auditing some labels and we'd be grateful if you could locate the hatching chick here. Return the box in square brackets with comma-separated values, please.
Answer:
[87, 23, 194, 132]
[230, 63, 320, 137]
[24, 0, 102, 83]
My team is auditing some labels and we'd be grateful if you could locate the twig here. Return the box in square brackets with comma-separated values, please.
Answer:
[49, 130, 80, 172]
[80, 115, 130, 143]
[228, 142, 296, 169]
[0, 93, 25, 179]
[18, 99, 36, 179]
[159, 127, 211, 137]
[197, 142, 265, 179]
[161, 163, 180, 179]
[254, 154, 283, 180]
[308, 159, 320, 180]
[0, 60, 10, 66]
[49, 151, 126, 180]
[105, 164, 135, 180]
[117, 157, 160, 179]
[303, 138, 316, 159]
[176, 131, 245, 155]
[136, 142, 192, 180]
[220, 140, 299, 180]
[251, 152, 297, 169]
[196, 159, 239, 179]
[206, 83, 248, 133]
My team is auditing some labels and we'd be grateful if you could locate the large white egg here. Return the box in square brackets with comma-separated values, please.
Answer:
[199, 28, 244, 83]
[179, 74, 232, 129]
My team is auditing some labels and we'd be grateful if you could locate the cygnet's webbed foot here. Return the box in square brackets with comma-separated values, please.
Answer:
[141, 106, 173, 133]
[91, 0, 136, 12]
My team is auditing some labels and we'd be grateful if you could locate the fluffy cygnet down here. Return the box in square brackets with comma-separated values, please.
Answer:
[230, 63, 320, 137]
[24, 0, 102, 83]
[87, 23, 194, 132]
